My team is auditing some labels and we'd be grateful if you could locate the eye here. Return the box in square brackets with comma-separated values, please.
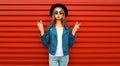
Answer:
[59, 11, 63, 15]
[54, 11, 58, 14]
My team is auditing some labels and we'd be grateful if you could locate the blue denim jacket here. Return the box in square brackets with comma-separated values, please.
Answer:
[40, 24, 76, 56]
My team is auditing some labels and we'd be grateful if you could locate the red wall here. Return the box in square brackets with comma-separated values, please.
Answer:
[0, 0, 120, 66]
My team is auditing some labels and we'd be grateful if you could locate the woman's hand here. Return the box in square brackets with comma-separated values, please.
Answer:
[37, 20, 44, 35]
[72, 22, 80, 35]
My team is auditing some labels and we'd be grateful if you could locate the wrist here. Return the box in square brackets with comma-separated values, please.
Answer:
[72, 31, 75, 36]
[41, 31, 44, 36]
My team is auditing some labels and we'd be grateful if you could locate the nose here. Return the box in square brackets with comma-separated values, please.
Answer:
[57, 15, 60, 18]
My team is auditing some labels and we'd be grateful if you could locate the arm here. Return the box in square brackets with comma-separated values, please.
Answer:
[69, 22, 80, 47]
[40, 24, 51, 47]
[37, 20, 50, 46]
[69, 26, 77, 47]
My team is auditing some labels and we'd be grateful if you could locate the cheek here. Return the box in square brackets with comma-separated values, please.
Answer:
[60, 15, 63, 18]
[55, 15, 58, 18]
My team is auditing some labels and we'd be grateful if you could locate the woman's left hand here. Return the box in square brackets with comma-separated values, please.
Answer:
[72, 22, 80, 35]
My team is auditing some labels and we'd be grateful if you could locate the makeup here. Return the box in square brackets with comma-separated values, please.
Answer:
[54, 11, 63, 15]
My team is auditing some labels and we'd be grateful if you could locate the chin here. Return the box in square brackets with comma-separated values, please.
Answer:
[56, 18, 62, 20]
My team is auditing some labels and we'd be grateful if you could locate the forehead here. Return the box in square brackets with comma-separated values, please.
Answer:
[54, 7, 63, 11]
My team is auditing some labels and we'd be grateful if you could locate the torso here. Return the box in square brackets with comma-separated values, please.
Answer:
[49, 25, 64, 56]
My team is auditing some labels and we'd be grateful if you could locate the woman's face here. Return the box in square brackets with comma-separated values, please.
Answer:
[54, 7, 64, 20]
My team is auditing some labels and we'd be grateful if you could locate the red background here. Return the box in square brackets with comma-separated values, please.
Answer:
[0, 0, 120, 66]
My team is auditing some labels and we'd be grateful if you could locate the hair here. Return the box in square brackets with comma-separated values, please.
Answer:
[49, 7, 68, 30]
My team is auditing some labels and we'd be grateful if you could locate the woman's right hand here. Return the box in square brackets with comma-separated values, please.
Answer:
[37, 20, 44, 35]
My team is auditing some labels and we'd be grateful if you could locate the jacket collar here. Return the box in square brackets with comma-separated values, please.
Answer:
[51, 26, 68, 37]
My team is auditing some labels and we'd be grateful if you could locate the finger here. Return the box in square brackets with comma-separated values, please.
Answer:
[73, 27, 77, 31]
[75, 22, 77, 26]
[40, 20, 43, 26]
[37, 21, 40, 26]
[74, 27, 79, 32]
[40, 20, 42, 23]
[38, 21, 42, 27]
[77, 26, 80, 29]
[77, 23, 80, 27]
[75, 22, 78, 26]
[75, 26, 80, 30]
[37, 24, 41, 28]
[37, 21, 40, 24]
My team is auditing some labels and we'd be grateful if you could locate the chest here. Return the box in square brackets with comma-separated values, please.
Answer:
[49, 26, 69, 38]
[56, 26, 63, 31]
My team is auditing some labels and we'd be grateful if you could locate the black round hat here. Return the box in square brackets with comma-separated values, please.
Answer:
[50, 3, 68, 17]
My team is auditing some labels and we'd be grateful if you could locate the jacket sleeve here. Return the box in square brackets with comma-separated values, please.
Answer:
[40, 24, 50, 47]
[68, 26, 77, 47]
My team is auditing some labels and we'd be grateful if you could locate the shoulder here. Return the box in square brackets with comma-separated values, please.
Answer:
[47, 24, 51, 27]
[65, 25, 70, 30]
[46, 24, 51, 31]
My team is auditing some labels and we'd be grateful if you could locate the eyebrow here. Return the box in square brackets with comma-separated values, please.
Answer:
[54, 10, 62, 12]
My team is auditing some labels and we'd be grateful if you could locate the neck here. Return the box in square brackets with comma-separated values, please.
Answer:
[56, 19, 63, 27]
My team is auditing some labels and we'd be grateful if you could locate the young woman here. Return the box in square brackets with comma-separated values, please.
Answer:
[37, 3, 80, 66]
